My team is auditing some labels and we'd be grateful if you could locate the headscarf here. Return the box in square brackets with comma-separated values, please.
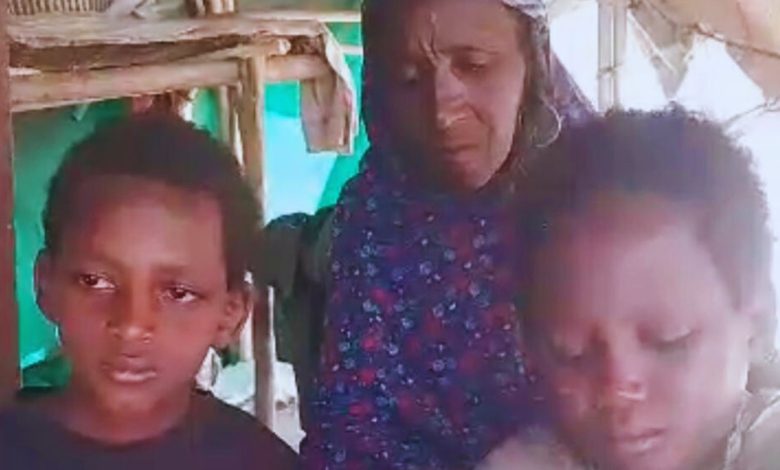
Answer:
[302, 2, 592, 469]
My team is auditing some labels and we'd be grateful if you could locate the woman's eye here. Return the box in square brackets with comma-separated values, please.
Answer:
[462, 61, 488, 73]
[77, 273, 115, 291]
[163, 286, 201, 304]
[397, 64, 421, 85]
[455, 54, 491, 74]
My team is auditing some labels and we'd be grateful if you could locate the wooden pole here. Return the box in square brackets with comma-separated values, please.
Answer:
[211, 0, 237, 152]
[0, 0, 20, 406]
[236, 55, 274, 427]
[245, 9, 360, 23]
[597, 0, 616, 111]
[613, 0, 628, 107]
[10, 55, 330, 113]
[597, 0, 628, 111]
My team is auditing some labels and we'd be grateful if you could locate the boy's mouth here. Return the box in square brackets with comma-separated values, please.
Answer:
[101, 360, 158, 385]
[607, 428, 666, 456]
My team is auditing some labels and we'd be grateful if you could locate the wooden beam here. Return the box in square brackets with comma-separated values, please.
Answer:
[9, 15, 325, 72]
[0, 0, 20, 406]
[236, 56, 274, 427]
[10, 55, 330, 113]
[245, 9, 360, 23]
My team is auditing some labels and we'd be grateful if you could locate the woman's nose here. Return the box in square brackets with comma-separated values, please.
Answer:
[432, 66, 467, 132]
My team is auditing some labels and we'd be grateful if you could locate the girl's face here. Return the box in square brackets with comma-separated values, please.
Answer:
[529, 195, 753, 470]
[376, 0, 529, 192]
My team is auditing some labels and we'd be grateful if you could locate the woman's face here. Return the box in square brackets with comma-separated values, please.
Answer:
[376, 0, 529, 192]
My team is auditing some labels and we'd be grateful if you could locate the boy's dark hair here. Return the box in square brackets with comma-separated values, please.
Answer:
[521, 107, 774, 314]
[43, 113, 260, 288]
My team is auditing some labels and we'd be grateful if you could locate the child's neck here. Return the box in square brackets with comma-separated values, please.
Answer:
[50, 384, 193, 446]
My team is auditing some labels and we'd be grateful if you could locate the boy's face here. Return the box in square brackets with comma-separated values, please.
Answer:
[528, 195, 753, 470]
[37, 176, 248, 419]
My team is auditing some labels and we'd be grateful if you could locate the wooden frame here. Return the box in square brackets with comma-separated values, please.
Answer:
[1, 0, 19, 408]
[3, 13, 339, 426]
[244, 9, 360, 23]
[10, 54, 329, 113]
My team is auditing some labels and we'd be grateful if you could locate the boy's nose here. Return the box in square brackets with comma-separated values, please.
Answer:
[108, 290, 157, 343]
[596, 357, 648, 410]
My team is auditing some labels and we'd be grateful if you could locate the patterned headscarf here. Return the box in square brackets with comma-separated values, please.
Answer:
[302, 2, 591, 468]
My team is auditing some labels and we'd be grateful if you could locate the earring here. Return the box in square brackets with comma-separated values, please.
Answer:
[528, 99, 561, 149]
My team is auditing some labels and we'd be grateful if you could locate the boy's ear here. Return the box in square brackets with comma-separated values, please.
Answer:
[34, 252, 60, 326]
[744, 279, 777, 365]
[213, 282, 254, 350]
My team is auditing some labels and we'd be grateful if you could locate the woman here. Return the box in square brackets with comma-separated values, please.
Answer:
[264, 0, 591, 468]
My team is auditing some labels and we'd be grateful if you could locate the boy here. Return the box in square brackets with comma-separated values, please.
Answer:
[0, 115, 298, 469]
[481, 109, 779, 469]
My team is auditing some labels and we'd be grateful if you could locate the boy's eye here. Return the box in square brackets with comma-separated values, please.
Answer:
[162, 286, 201, 304]
[649, 330, 696, 354]
[77, 273, 115, 291]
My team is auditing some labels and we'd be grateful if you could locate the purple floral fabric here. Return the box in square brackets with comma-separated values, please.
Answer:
[301, 152, 534, 469]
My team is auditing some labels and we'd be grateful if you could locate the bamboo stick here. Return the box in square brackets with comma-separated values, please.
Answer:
[216, 87, 232, 143]
[199, 0, 235, 147]
[597, 0, 628, 110]
[597, 0, 615, 111]
[0, 0, 19, 407]
[236, 55, 274, 427]
[11, 54, 329, 113]
[227, 85, 239, 152]
[244, 9, 360, 23]
[205, 0, 222, 15]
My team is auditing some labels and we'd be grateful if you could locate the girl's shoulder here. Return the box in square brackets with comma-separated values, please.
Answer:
[478, 426, 584, 470]
[730, 390, 780, 469]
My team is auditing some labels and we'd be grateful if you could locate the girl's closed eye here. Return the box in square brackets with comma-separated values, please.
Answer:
[646, 329, 698, 355]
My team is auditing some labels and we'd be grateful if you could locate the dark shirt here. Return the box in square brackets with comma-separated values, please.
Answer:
[0, 390, 298, 470]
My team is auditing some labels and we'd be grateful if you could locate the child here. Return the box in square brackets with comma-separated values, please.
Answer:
[481, 109, 779, 470]
[0, 115, 298, 469]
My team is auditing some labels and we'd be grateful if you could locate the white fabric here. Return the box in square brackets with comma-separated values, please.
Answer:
[299, 25, 358, 154]
[641, 0, 780, 98]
